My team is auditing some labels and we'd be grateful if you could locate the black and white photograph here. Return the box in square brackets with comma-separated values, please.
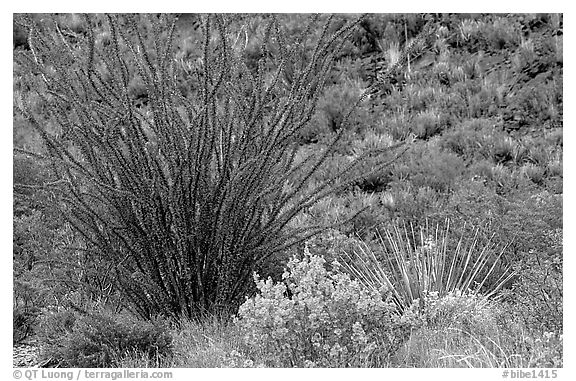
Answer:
[11, 9, 564, 374]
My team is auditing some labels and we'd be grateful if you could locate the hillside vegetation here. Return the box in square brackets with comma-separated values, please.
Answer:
[13, 13, 562, 368]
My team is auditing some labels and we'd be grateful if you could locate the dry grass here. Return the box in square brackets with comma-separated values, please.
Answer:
[112, 303, 562, 368]
[395, 325, 562, 368]
[117, 316, 262, 368]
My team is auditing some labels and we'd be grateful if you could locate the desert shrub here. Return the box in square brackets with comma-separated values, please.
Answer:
[345, 130, 396, 192]
[410, 109, 448, 140]
[446, 183, 561, 260]
[481, 17, 522, 50]
[491, 136, 517, 164]
[520, 163, 546, 185]
[440, 118, 517, 162]
[526, 139, 553, 166]
[488, 164, 517, 190]
[14, 211, 54, 275]
[396, 292, 562, 368]
[493, 304, 563, 368]
[13, 279, 43, 343]
[423, 291, 500, 336]
[380, 113, 411, 141]
[310, 79, 370, 140]
[305, 229, 364, 266]
[296, 191, 394, 239]
[13, 153, 54, 216]
[467, 160, 523, 192]
[546, 159, 562, 178]
[13, 208, 119, 316]
[506, 81, 561, 126]
[13, 211, 72, 343]
[156, 315, 261, 368]
[467, 82, 503, 118]
[235, 252, 422, 367]
[395, 291, 506, 367]
[503, 228, 562, 333]
[403, 85, 441, 113]
[14, 13, 408, 319]
[444, 185, 563, 332]
[374, 182, 446, 223]
[37, 308, 173, 367]
[518, 331, 563, 368]
[502, 329, 563, 368]
[438, 62, 467, 84]
[458, 17, 521, 52]
[392, 142, 466, 193]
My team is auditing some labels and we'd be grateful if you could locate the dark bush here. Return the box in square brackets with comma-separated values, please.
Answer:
[13, 280, 43, 344]
[37, 308, 173, 367]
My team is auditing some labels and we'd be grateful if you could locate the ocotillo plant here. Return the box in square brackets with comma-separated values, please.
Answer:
[14, 14, 408, 319]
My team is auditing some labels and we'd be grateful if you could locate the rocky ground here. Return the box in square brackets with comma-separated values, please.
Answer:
[13, 340, 40, 367]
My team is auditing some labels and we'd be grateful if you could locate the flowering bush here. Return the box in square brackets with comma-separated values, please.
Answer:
[235, 251, 422, 367]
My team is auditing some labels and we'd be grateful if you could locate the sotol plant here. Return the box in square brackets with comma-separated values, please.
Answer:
[339, 219, 515, 312]
[14, 14, 408, 319]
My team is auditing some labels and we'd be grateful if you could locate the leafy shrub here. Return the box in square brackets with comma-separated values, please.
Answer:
[235, 252, 422, 367]
[37, 308, 173, 367]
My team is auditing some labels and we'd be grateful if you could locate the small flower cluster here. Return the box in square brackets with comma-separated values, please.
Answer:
[235, 250, 422, 367]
